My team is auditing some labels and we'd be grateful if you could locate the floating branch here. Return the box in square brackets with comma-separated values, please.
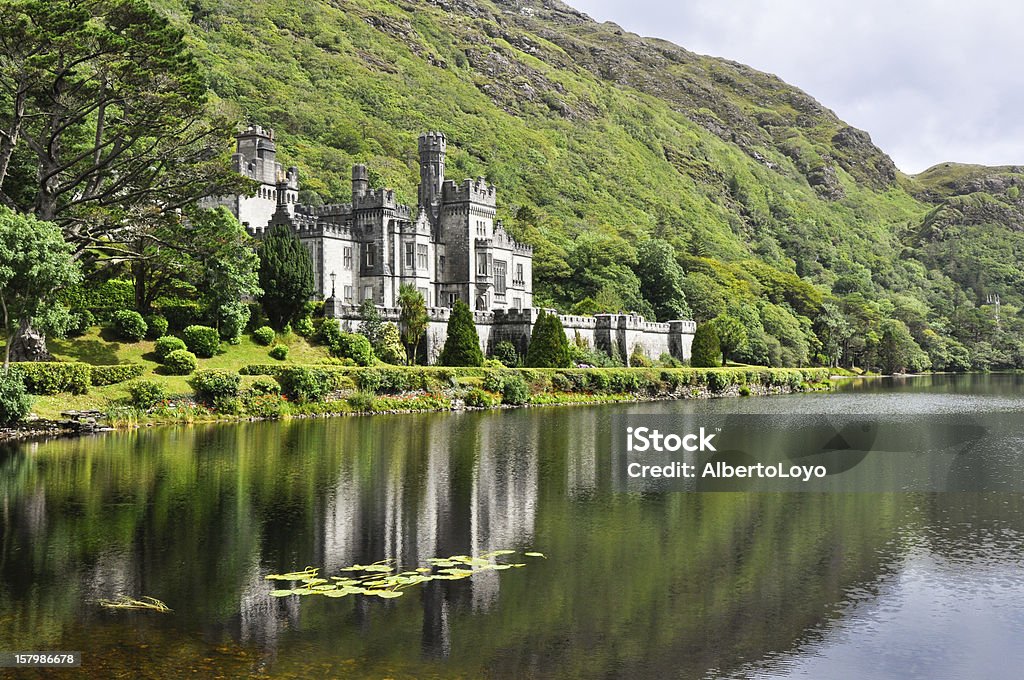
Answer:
[98, 596, 172, 613]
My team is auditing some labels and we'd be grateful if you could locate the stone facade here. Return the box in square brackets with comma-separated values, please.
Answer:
[206, 126, 534, 313]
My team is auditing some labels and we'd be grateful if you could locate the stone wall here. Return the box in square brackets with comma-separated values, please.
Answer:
[324, 301, 696, 366]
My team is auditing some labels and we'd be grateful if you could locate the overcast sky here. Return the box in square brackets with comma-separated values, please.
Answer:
[569, 0, 1024, 174]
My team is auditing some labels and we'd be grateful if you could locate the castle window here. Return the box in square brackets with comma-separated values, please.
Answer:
[418, 287, 429, 304]
[494, 260, 507, 294]
[363, 285, 374, 302]
[343, 247, 352, 270]
[512, 297, 522, 310]
[476, 253, 489, 277]
[516, 263, 524, 284]
[405, 242, 415, 270]
[417, 244, 428, 270]
[446, 292, 457, 308]
[438, 256, 445, 275]
[344, 285, 353, 303]
[364, 244, 375, 268]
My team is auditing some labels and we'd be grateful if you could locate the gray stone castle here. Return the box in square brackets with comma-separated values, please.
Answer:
[207, 125, 695, 364]
[207, 125, 534, 313]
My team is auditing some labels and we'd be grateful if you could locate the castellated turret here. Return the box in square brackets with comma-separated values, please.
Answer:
[352, 163, 369, 199]
[418, 131, 447, 214]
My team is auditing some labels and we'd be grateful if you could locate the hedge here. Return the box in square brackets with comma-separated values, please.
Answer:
[90, 364, 146, 386]
[11, 362, 92, 395]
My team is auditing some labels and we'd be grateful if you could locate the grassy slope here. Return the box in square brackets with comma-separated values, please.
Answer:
[155, 0, 931, 302]
[35, 328, 332, 419]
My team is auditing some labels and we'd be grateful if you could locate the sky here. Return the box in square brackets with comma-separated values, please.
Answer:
[568, 0, 1024, 174]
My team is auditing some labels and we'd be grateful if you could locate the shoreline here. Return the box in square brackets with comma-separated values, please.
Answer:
[2, 368, 830, 444]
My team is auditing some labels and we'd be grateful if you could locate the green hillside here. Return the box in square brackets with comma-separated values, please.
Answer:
[152, 0, 1023, 370]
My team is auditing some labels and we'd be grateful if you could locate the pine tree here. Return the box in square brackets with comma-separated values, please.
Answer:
[258, 223, 315, 330]
[525, 310, 571, 368]
[438, 300, 483, 366]
[690, 322, 722, 368]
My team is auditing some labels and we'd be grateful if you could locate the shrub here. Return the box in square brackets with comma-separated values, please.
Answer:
[144, 314, 169, 340]
[163, 350, 197, 375]
[332, 332, 375, 366]
[189, 370, 241, 409]
[525, 310, 570, 368]
[90, 364, 145, 386]
[294, 316, 315, 338]
[183, 325, 220, 358]
[217, 301, 250, 342]
[492, 340, 520, 367]
[439, 300, 483, 367]
[0, 371, 32, 425]
[347, 391, 377, 412]
[374, 323, 406, 364]
[112, 310, 148, 342]
[67, 308, 95, 337]
[317, 317, 343, 347]
[248, 376, 280, 396]
[629, 345, 652, 368]
[12, 362, 91, 395]
[464, 387, 498, 408]
[501, 374, 530, 405]
[252, 325, 275, 346]
[155, 335, 187, 360]
[269, 344, 289, 360]
[276, 366, 336, 403]
[156, 299, 202, 331]
[129, 380, 166, 410]
[691, 323, 722, 368]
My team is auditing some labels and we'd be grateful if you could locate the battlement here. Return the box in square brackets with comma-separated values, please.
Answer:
[300, 203, 354, 217]
[492, 225, 534, 254]
[418, 131, 447, 154]
[352, 188, 411, 216]
[442, 177, 497, 206]
[239, 124, 274, 141]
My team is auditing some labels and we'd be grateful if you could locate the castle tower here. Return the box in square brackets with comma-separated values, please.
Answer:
[418, 132, 446, 217]
[234, 125, 278, 185]
[352, 163, 369, 199]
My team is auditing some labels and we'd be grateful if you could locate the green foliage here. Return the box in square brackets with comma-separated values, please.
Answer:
[155, 336, 188, 361]
[332, 332, 375, 366]
[501, 373, 530, 405]
[248, 377, 281, 396]
[492, 340, 520, 367]
[439, 300, 483, 367]
[129, 380, 166, 410]
[398, 284, 429, 365]
[252, 326, 276, 346]
[112, 310, 148, 342]
[60, 281, 134, 321]
[90, 364, 145, 386]
[258, 223, 315, 330]
[634, 239, 691, 320]
[0, 208, 80, 364]
[691, 323, 722, 368]
[11, 362, 91, 395]
[464, 387, 499, 408]
[375, 323, 406, 364]
[276, 366, 337, 403]
[154, 299, 202, 331]
[878, 319, 930, 374]
[188, 369, 241, 410]
[629, 345, 652, 368]
[525, 310, 571, 368]
[0, 370, 32, 425]
[710, 315, 748, 366]
[144, 315, 169, 340]
[67, 309, 95, 337]
[346, 391, 377, 412]
[162, 349, 198, 375]
[183, 325, 220, 358]
[294, 316, 315, 338]
[269, 344, 289, 360]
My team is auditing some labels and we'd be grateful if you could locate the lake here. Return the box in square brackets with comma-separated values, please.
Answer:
[2, 374, 1024, 678]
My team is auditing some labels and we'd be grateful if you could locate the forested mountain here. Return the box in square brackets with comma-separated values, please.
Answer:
[154, 0, 1024, 370]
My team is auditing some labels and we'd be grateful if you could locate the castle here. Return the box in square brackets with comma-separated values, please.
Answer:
[206, 126, 534, 313]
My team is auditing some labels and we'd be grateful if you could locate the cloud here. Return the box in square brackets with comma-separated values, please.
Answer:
[570, 0, 1024, 173]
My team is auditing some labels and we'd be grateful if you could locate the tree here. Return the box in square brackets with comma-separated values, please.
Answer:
[194, 208, 261, 340]
[0, 0, 245, 255]
[815, 302, 852, 368]
[0, 207, 79, 367]
[358, 299, 387, 348]
[398, 284, 429, 365]
[258, 223, 314, 330]
[690, 322, 721, 368]
[710, 314, 748, 366]
[438, 300, 483, 366]
[634, 239, 691, 321]
[878, 319, 930, 374]
[525, 310, 571, 368]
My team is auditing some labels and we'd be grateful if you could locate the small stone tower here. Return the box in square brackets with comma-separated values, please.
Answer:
[418, 132, 447, 218]
[351, 163, 369, 199]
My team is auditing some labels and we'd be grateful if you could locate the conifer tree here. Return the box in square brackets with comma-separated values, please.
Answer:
[690, 322, 722, 368]
[438, 300, 483, 366]
[525, 310, 571, 368]
[258, 223, 315, 330]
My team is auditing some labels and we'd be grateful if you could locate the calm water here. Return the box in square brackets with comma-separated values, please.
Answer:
[2, 374, 1024, 678]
